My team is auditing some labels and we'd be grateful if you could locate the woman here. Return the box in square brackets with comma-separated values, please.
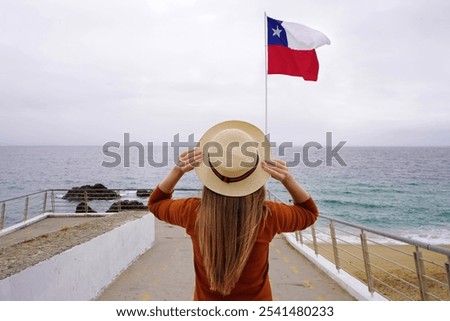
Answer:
[148, 120, 318, 300]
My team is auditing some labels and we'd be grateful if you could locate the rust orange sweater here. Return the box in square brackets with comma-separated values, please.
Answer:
[148, 186, 319, 301]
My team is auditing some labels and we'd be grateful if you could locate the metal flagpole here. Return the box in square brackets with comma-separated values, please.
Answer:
[264, 12, 268, 134]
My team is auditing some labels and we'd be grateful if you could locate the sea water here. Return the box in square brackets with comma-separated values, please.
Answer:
[0, 146, 449, 244]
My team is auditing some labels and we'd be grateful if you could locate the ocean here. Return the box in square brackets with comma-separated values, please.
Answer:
[0, 146, 449, 244]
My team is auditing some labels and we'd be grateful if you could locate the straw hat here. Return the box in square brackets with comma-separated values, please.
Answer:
[195, 120, 272, 197]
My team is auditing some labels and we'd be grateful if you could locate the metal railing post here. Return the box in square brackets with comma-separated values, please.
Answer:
[23, 195, 29, 222]
[414, 247, 429, 300]
[0, 202, 5, 230]
[329, 221, 341, 270]
[311, 224, 319, 255]
[51, 191, 55, 212]
[84, 191, 89, 213]
[445, 256, 450, 292]
[360, 230, 374, 294]
[43, 191, 48, 214]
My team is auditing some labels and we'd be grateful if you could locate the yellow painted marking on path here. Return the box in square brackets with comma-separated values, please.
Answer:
[282, 256, 289, 264]
[140, 293, 150, 301]
[275, 248, 282, 255]
[303, 280, 314, 289]
[290, 266, 299, 274]
[152, 278, 160, 286]
[163, 264, 168, 271]
[316, 296, 326, 301]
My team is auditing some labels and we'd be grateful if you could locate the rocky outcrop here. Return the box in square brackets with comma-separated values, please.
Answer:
[63, 184, 120, 201]
[136, 189, 152, 198]
[75, 202, 97, 213]
[106, 200, 147, 212]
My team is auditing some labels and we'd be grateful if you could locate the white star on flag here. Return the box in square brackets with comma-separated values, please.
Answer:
[272, 25, 282, 37]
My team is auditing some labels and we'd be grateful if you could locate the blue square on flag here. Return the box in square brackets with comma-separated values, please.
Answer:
[267, 17, 288, 47]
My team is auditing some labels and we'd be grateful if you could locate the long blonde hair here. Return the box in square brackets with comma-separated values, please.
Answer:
[196, 185, 267, 295]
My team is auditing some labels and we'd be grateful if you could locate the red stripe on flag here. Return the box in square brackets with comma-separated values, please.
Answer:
[268, 45, 319, 81]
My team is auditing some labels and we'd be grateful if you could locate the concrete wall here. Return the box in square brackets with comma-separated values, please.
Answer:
[0, 214, 155, 300]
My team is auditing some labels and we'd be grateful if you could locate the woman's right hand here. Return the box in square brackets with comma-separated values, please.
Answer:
[158, 148, 203, 194]
[176, 148, 203, 173]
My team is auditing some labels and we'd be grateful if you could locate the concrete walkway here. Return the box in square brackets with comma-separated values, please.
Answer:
[97, 220, 355, 301]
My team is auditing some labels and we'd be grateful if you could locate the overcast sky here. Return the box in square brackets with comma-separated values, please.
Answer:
[1, 0, 449, 146]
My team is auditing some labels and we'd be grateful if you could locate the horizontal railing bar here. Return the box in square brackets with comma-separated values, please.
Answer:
[420, 256, 447, 268]
[316, 230, 332, 238]
[333, 227, 362, 238]
[335, 237, 363, 250]
[366, 238, 413, 255]
[368, 251, 416, 273]
[336, 246, 364, 263]
[316, 244, 333, 253]
[334, 256, 366, 275]
[370, 264, 418, 290]
[47, 188, 202, 192]
[314, 235, 332, 243]
[315, 244, 334, 256]
[0, 190, 48, 203]
[421, 274, 448, 289]
[371, 276, 414, 301]
[426, 292, 441, 301]
[1, 188, 203, 202]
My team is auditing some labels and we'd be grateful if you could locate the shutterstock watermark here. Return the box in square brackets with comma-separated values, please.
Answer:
[101, 132, 347, 168]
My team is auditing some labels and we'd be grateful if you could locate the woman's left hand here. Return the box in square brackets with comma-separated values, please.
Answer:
[262, 159, 290, 182]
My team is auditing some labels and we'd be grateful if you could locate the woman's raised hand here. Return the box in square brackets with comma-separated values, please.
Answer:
[176, 148, 203, 173]
[261, 159, 290, 182]
[262, 159, 311, 204]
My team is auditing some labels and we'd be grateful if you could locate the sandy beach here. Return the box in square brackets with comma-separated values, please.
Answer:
[310, 242, 450, 300]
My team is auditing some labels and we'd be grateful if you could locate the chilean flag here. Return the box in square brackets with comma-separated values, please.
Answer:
[267, 16, 330, 81]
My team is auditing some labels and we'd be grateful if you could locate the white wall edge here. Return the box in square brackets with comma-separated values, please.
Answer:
[0, 212, 111, 237]
[0, 213, 49, 237]
[283, 232, 388, 301]
[0, 214, 155, 300]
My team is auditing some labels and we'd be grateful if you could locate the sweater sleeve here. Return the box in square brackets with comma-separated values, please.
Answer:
[266, 197, 319, 235]
[148, 186, 199, 232]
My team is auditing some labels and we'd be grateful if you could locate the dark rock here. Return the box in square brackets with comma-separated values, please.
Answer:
[106, 200, 147, 212]
[75, 202, 97, 213]
[136, 189, 152, 198]
[63, 184, 120, 201]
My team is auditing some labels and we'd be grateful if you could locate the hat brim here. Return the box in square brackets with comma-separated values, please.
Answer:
[195, 120, 272, 197]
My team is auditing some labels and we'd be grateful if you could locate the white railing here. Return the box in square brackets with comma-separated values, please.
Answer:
[0, 188, 200, 233]
[267, 190, 450, 301]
